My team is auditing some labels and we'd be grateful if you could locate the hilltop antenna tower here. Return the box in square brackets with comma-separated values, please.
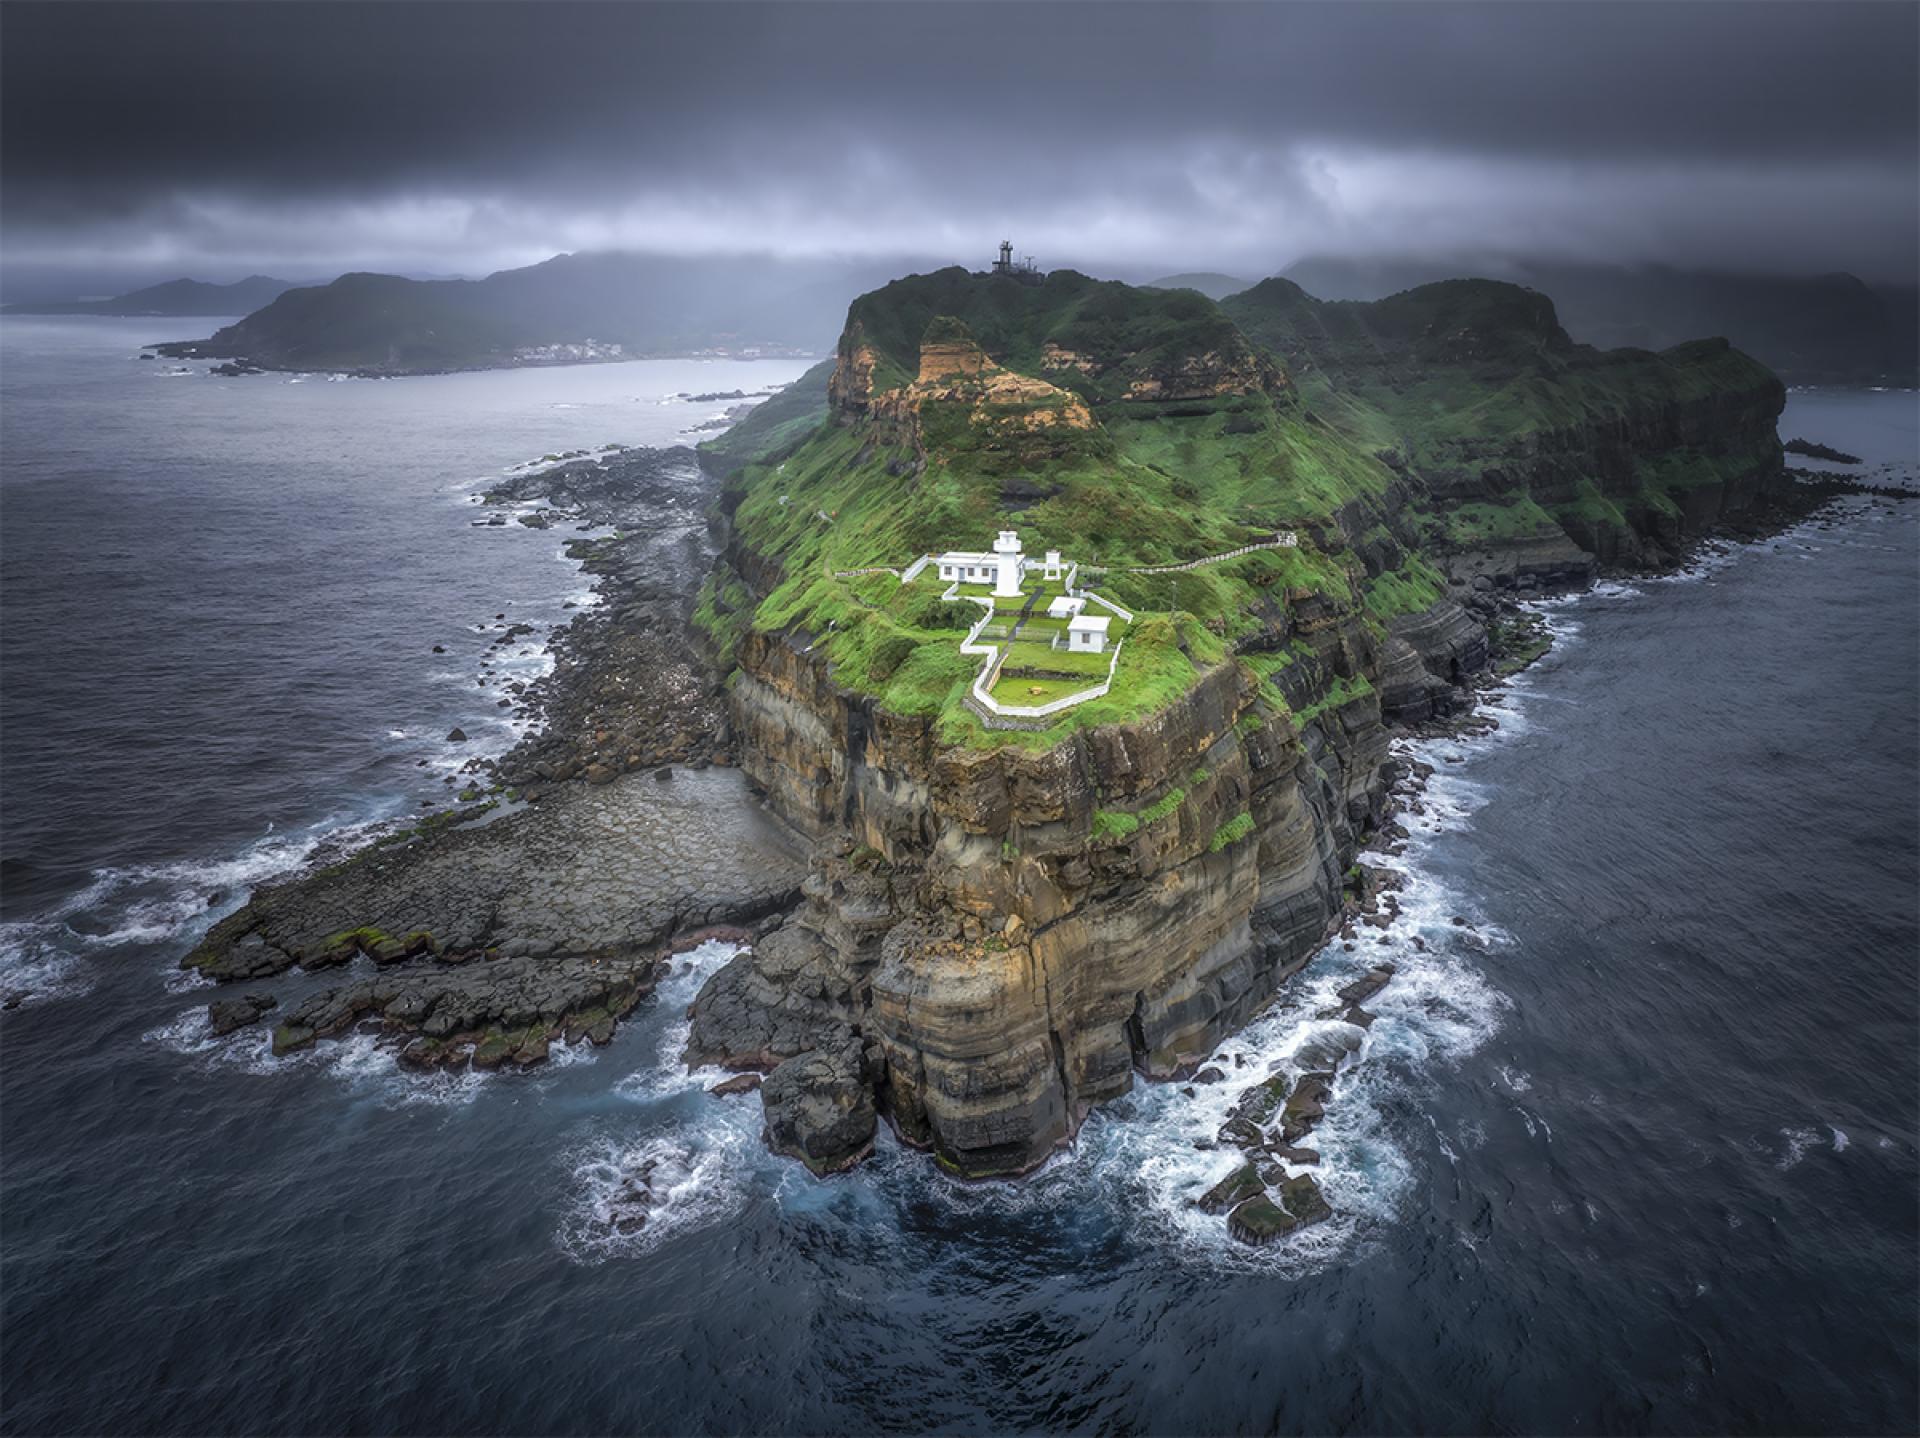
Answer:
[990, 239, 1042, 284]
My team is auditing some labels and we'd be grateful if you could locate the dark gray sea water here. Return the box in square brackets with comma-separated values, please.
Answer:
[2, 322, 1916, 1436]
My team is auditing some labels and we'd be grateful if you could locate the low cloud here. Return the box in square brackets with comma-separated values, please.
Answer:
[2, 2, 1913, 290]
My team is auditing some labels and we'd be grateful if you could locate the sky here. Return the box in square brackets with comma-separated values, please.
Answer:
[2, 0, 1915, 297]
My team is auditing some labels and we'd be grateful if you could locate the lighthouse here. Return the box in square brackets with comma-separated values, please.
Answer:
[992, 529, 1024, 597]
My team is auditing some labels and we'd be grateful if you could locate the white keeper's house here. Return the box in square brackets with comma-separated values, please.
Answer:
[934, 529, 1050, 597]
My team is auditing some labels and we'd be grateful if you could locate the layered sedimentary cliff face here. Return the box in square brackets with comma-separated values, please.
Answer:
[691, 265, 1792, 1182]
[699, 605, 1396, 1176]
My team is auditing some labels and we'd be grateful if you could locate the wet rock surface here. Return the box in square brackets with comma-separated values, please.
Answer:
[188, 767, 807, 1062]
[760, 1035, 877, 1175]
[207, 992, 276, 1036]
[1183, 958, 1391, 1243]
[481, 449, 734, 796]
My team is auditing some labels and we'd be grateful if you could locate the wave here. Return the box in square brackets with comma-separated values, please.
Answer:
[612, 940, 750, 1105]
[560, 940, 758, 1262]
[553, 1120, 757, 1263]
[1, 813, 403, 1008]
[140, 1004, 493, 1107]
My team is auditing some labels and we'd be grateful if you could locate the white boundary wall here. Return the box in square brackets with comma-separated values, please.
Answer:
[969, 639, 1124, 719]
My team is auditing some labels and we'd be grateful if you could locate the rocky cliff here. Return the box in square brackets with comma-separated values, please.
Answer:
[688, 264, 1793, 1187]
[694, 604, 1394, 1176]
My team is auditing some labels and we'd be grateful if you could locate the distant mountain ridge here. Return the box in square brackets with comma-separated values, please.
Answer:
[1281, 256, 1918, 386]
[131, 249, 1917, 384]
[153, 253, 923, 374]
[4, 275, 298, 317]
[1142, 272, 1251, 300]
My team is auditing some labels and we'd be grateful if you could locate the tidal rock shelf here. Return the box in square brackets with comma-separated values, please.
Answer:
[186, 759, 807, 1067]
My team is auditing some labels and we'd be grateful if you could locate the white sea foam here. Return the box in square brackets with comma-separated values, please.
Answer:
[2, 815, 403, 1007]
[0, 938, 95, 1006]
[554, 1120, 756, 1263]
[613, 941, 748, 1103]
[141, 1003, 493, 1106]
[1777, 1125, 1822, 1170]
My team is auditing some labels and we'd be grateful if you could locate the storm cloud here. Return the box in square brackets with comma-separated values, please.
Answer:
[2, 1, 1914, 293]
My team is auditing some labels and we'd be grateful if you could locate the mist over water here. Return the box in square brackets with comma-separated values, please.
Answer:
[1, 325, 1916, 1433]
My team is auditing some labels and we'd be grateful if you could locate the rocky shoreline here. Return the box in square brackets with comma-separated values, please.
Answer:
[1154, 475, 1891, 1244]
[172, 404, 1886, 1243]
[180, 441, 814, 1069]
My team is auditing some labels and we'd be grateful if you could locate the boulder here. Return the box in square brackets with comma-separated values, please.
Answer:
[709, 1073, 762, 1097]
[760, 1036, 875, 1175]
[1227, 1194, 1298, 1245]
[207, 992, 276, 1036]
[1216, 1117, 1266, 1149]
[1197, 1161, 1264, 1215]
[1280, 1072, 1335, 1142]
[1279, 1172, 1333, 1227]
[1337, 964, 1396, 1006]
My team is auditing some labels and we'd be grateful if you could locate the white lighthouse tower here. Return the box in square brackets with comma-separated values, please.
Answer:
[992, 529, 1025, 597]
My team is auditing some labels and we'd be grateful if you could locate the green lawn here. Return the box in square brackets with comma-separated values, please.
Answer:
[998, 639, 1112, 677]
[991, 673, 1102, 706]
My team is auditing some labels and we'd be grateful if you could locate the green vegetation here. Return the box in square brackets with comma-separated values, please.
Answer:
[1223, 276, 1783, 561]
[322, 925, 391, 951]
[1209, 812, 1256, 852]
[1090, 783, 1187, 843]
[1362, 553, 1447, 620]
[698, 359, 834, 474]
[714, 264, 1777, 755]
[1293, 673, 1375, 726]
[1441, 493, 1559, 547]
[840, 267, 1270, 408]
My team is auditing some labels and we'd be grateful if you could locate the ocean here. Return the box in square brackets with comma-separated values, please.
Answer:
[2, 319, 1914, 1435]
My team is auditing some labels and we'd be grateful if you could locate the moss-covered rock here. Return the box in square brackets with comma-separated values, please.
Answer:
[1197, 1162, 1265, 1215]
[1227, 1193, 1298, 1245]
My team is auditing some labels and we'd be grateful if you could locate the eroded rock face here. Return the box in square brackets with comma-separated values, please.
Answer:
[760, 1036, 877, 1175]
[696, 586, 1400, 1178]
[832, 325, 1096, 445]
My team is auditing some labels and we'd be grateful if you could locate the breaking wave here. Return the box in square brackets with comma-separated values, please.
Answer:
[1, 814, 402, 1008]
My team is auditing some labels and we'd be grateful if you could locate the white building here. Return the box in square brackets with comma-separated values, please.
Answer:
[1047, 595, 1085, 620]
[990, 530, 1024, 596]
[935, 549, 1000, 585]
[1043, 549, 1063, 580]
[1066, 614, 1111, 653]
[936, 529, 1028, 597]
